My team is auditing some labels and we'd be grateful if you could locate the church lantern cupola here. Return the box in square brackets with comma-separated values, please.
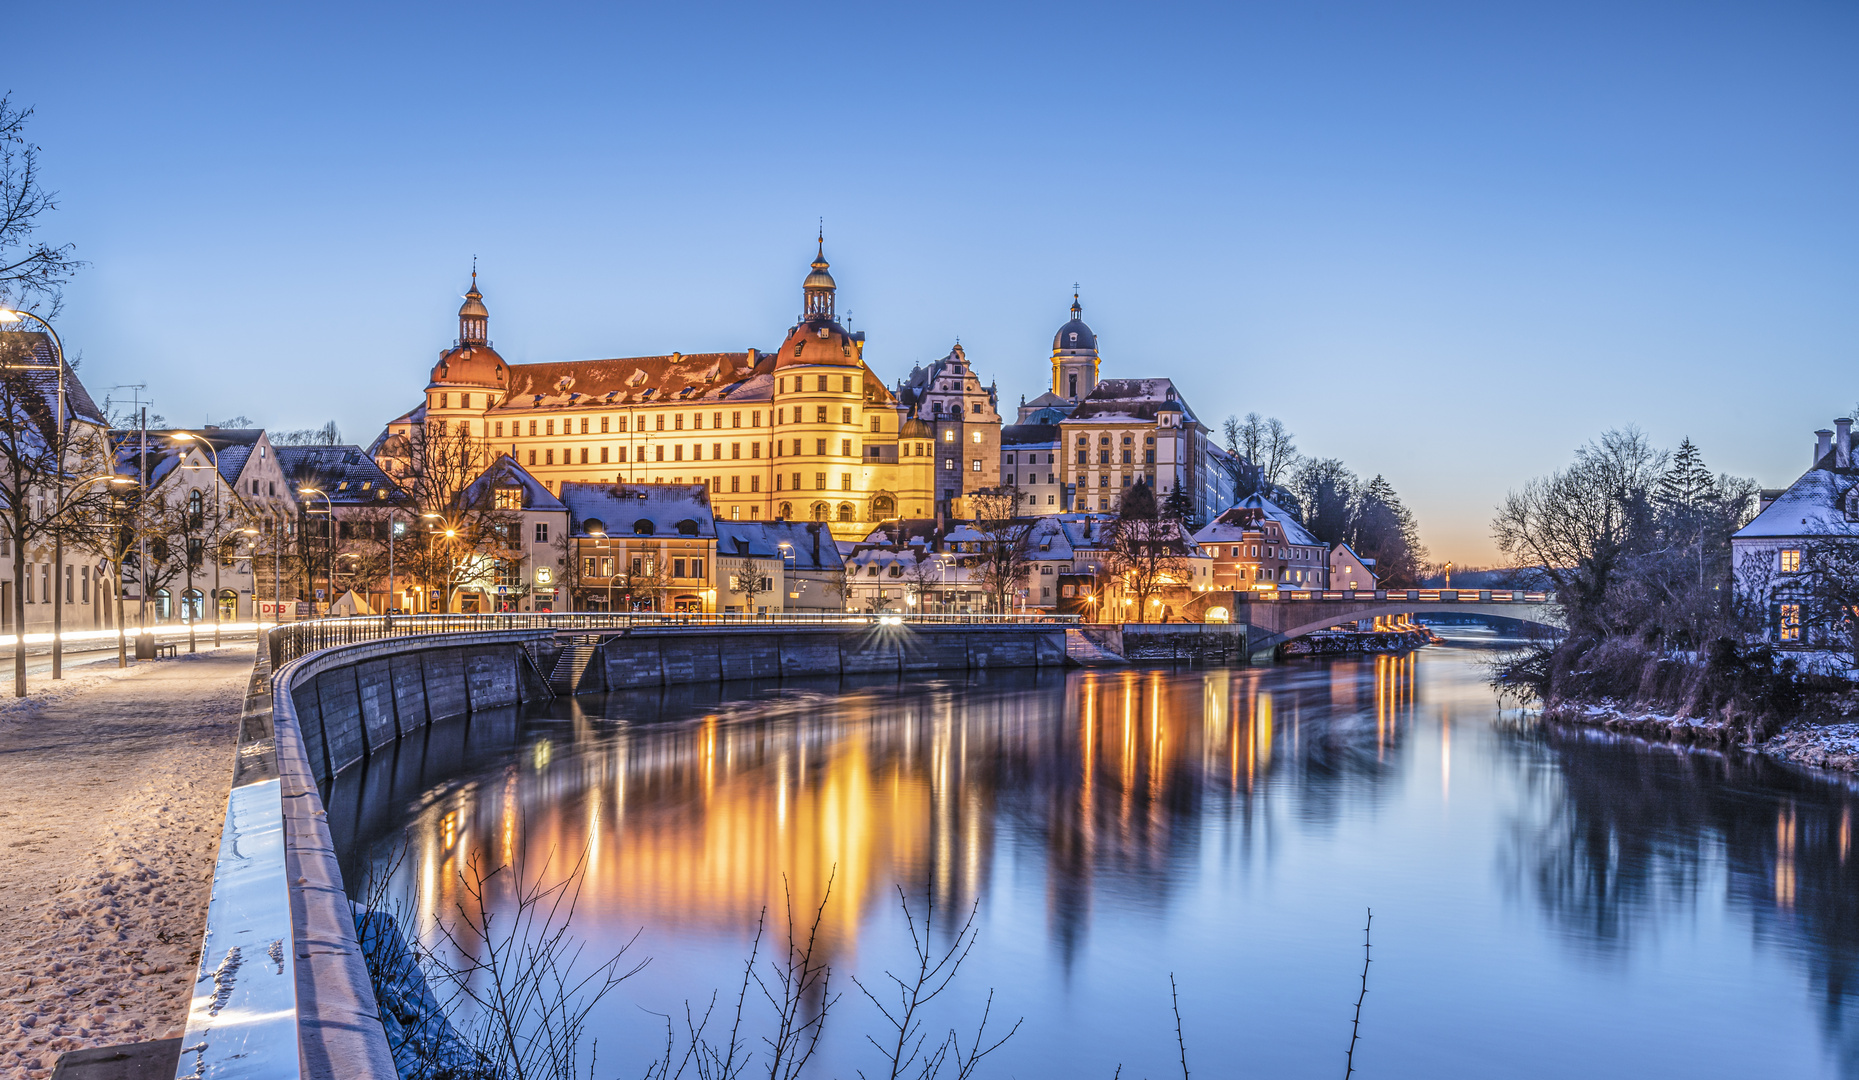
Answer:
[458, 268, 490, 346]
[801, 231, 836, 322]
[1051, 289, 1100, 403]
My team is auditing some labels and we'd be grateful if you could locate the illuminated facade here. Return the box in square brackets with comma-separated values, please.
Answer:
[378, 241, 1004, 540]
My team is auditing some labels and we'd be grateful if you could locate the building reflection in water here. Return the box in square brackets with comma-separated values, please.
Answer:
[342, 655, 1427, 976]
[326, 651, 1859, 1078]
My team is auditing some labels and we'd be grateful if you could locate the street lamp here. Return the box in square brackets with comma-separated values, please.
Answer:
[299, 487, 335, 615]
[170, 433, 223, 651]
[0, 306, 68, 690]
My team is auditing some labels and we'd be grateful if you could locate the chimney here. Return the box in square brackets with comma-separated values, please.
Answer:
[1838, 418, 1854, 469]
[1815, 429, 1834, 468]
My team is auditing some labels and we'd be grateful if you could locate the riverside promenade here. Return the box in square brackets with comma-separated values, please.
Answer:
[0, 648, 249, 1080]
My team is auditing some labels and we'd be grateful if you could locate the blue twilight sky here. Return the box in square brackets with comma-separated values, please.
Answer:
[8, 1, 1857, 562]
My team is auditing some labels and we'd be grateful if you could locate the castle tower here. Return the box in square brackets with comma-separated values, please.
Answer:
[1051, 292, 1100, 404]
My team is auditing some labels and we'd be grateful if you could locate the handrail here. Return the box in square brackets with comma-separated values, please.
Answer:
[266, 611, 1084, 668]
[1234, 589, 1552, 604]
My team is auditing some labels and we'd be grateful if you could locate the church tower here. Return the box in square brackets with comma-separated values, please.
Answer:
[1051, 292, 1099, 404]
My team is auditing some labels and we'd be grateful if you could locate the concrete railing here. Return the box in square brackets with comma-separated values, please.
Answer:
[178, 629, 552, 1080]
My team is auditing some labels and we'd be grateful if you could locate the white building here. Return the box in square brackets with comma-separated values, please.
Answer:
[1731, 417, 1858, 648]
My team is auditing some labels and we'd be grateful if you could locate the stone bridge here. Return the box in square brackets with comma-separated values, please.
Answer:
[1180, 588, 1563, 658]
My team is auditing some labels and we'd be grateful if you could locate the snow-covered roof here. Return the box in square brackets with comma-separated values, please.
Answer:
[467, 455, 568, 513]
[1002, 423, 1060, 446]
[1732, 468, 1859, 541]
[1193, 495, 1324, 548]
[560, 481, 709, 537]
[1063, 379, 1200, 426]
[277, 444, 405, 506]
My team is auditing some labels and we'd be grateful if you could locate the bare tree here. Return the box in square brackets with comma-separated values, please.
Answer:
[970, 489, 1036, 614]
[902, 551, 942, 613]
[0, 334, 112, 692]
[1797, 530, 1859, 668]
[0, 95, 83, 315]
[377, 420, 515, 611]
[1491, 427, 1667, 637]
[1106, 483, 1193, 623]
[1222, 413, 1298, 499]
[723, 556, 769, 614]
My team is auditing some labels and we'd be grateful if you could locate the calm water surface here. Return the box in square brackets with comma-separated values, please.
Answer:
[331, 645, 1859, 1078]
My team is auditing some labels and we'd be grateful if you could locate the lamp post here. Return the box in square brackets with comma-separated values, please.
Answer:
[169, 433, 223, 650]
[419, 512, 448, 612]
[299, 487, 335, 615]
[0, 306, 68, 687]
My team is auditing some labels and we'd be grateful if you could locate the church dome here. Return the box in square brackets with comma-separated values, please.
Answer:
[775, 320, 861, 369]
[900, 417, 933, 439]
[430, 343, 508, 388]
[1052, 293, 1096, 352]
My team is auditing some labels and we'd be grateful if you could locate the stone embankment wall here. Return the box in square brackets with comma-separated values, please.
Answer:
[547, 625, 1072, 694]
[1117, 624, 1249, 663]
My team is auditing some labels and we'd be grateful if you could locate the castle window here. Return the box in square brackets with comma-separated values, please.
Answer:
[693, 413, 703, 430]
[751, 442, 761, 459]
[617, 446, 627, 462]
[545, 449, 554, 464]
[656, 415, 665, 431]
[1781, 549, 1802, 573]
[580, 418, 589, 434]
[579, 448, 589, 464]
[842, 376, 853, 392]
[1006, 454, 1016, 464]
[494, 421, 504, 437]
[816, 439, 827, 455]
[730, 476, 740, 493]
[870, 416, 881, 433]
[971, 431, 982, 444]
[944, 459, 954, 470]
[732, 412, 742, 428]
[656, 446, 665, 461]
[815, 472, 827, 490]
[675, 445, 684, 461]
[817, 376, 828, 392]
[841, 439, 852, 457]
[816, 406, 828, 423]
[752, 410, 761, 427]
[461, 394, 472, 409]
[713, 412, 723, 428]
[713, 442, 722, 460]
[944, 431, 955, 442]
[601, 416, 610, 433]
[546, 419, 554, 436]
[441, 393, 450, 409]
[841, 474, 852, 491]
[675, 414, 684, 430]
[732, 443, 741, 460]
[972, 460, 982, 472]
[1780, 603, 1802, 641]
[601, 447, 610, 463]
[528, 450, 536, 465]
[750, 476, 760, 492]
[841, 407, 852, 424]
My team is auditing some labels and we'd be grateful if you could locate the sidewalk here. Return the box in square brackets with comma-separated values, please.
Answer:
[0, 646, 252, 1079]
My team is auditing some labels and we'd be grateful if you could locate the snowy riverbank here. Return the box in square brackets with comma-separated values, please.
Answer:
[1542, 696, 1859, 774]
[0, 649, 249, 1079]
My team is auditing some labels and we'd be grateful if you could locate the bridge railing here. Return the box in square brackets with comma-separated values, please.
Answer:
[266, 610, 1082, 668]
[1239, 589, 1552, 603]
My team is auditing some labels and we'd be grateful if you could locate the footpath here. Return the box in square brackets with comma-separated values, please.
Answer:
[0, 647, 250, 1080]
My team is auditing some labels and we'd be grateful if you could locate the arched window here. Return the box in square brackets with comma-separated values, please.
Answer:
[186, 490, 204, 529]
[154, 588, 173, 621]
[181, 588, 204, 622]
[778, 502, 793, 520]
[837, 503, 854, 522]
[811, 502, 829, 522]
[871, 495, 896, 519]
[633, 519, 656, 535]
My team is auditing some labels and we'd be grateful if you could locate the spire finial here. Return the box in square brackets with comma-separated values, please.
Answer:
[1071, 283, 1081, 318]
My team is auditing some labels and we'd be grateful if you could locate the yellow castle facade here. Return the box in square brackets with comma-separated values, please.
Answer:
[379, 241, 1004, 539]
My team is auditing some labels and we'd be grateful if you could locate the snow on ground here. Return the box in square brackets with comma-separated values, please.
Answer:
[0, 646, 252, 1079]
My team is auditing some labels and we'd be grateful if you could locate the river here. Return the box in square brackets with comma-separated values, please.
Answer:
[329, 642, 1859, 1078]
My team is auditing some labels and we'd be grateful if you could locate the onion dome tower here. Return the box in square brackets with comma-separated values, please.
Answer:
[778, 231, 863, 368]
[1051, 291, 1100, 403]
[429, 267, 508, 392]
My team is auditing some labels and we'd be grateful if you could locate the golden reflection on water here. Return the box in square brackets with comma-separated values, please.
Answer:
[402, 658, 1425, 966]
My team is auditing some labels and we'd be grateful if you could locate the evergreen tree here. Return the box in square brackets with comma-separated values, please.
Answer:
[1351, 474, 1426, 587]
[1162, 479, 1196, 526]
[1654, 438, 1714, 512]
